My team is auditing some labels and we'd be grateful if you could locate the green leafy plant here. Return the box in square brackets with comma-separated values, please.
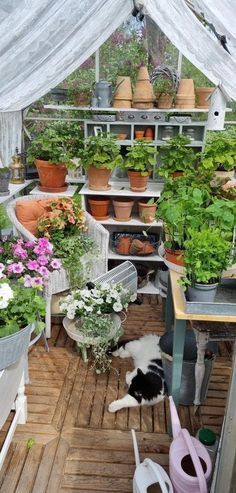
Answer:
[124, 138, 157, 176]
[159, 134, 197, 179]
[27, 123, 83, 169]
[153, 77, 175, 96]
[200, 129, 236, 172]
[0, 204, 10, 230]
[181, 228, 234, 287]
[0, 280, 45, 337]
[0, 167, 10, 176]
[79, 134, 123, 171]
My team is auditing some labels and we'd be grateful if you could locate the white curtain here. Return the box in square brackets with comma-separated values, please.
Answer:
[145, 0, 236, 101]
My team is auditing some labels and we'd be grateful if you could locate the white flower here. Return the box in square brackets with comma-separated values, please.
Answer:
[76, 300, 85, 309]
[84, 306, 93, 312]
[113, 302, 123, 312]
[80, 289, 91, 298]
[0, 283, 14, 309]
[95, 298, 103, 305]
[130, 293, 137, 302]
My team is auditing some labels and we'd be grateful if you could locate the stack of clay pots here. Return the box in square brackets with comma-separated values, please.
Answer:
[132, 66, 155, 109]
[175, 79, 195, 109]
[113, 76, 132, 108]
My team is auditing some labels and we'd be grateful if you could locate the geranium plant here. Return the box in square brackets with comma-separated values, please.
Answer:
[0, 237, 61, 287]
[79, 134, 123, 171]
[0, 280, 45, 336]
[124, 138, 157, 176]
[159, 134, 197, 179]
[60, 281, 137, 320]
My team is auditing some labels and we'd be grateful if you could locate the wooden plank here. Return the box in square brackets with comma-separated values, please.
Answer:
[116, 362, 129, 431]
[60, 474, 133, 491]
[0, 443, 28, 493]
[128, 407, 141, 431]
[26, 386, 61, 397]
[63, 359, 88, 428]
[27, 394, 59, 406]
[102, 358, 120, 429]
[15, 445, 43, 493]
[153, 399, 166, 433]
[64, 460, 133, 478]
[76, 365, 97, 428]
[52, 357, 79, 432]
[32, 438, 59, 493]
[46, 438, 69, 493]
[0, 443, 16, 489]
[90, 371, 108, 428]
[141, 405, 153, 433]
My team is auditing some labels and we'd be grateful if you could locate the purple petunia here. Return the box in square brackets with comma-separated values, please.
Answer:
[23, 275, 33, 287]
[31, 277, 43, 286]
[27, 259, 39, 271]
[37, 265, 50, 278]
[50, 259, 61, 269]
[7, 262, 25, 274]
[37, 255, 49, 266]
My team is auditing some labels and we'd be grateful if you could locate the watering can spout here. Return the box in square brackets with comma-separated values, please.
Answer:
[169, 396, 181, 439]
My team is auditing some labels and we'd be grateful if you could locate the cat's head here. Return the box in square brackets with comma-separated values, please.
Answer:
[128, 368, 147, 404]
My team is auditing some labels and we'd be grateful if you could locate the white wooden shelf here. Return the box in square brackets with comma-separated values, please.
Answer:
[108, 247, 161, 262]
[29, 185, 78, 197]
[0, 180, 34, 204]
[80, 181, 163, 198]
[137, 281, 159, 294]
[96, 216, 162, 227]
[45, 104, 211, 113]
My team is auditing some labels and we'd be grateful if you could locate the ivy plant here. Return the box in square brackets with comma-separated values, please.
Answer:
[159, 134, 197, 179]
[123, 138, 157, 176]
[79, 134, 123, 171]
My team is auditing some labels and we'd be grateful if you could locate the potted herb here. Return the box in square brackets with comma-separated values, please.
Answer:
[200, 129, 236, 179]
[0, 280, 45, 370]
[123, 138, 157, 192]
[79, 134, 123, 190]
[138, 198, 158, 223]
[27, 123, 82, 193]
[181, 228, 234, 302]
[159, 134, 197, 179]
[0, 167, 11, 196]
[153, 77, 175, 109]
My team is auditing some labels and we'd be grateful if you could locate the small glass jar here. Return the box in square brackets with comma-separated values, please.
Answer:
[184, 128, 195, 141]
[162, 126, 174, 140]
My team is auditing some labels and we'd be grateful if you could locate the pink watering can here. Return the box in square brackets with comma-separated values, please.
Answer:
[169, 396, 211, 493]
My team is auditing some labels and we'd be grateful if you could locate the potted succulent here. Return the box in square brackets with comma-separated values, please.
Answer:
[27, 123, 82, 192]
[153, 77, 175, 109]
[200, 129, 236, 180]
[79, 134, 123, 190]
[159, 134, 197, 179]
[123, 138, 157, 192]
[181, 228, 234, 302]
[0, 167, 11, 196]
[0, 280, 45, 370]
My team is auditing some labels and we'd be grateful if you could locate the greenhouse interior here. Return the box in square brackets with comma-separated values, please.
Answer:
[0, 1, 236, 492]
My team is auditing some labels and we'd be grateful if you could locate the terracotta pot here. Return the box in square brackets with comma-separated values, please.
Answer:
[87, 165, 112, 191]
[132, 101, 154, 109]
[214, 169, 235, 180]
[135, 130, 145, 139]
[113, 199, 134, 222]
[35, 159, 68, 192]
[177, 79, 195, 96]
[113, 99, 132, 108]
[171, 171, 184, 178]
[138, 201, 157, 223]
[133, 66, 155, 108]
[88, 197, 110, 220]
[144, 128, 154, 140]
[165, 247, 185, 266]
[73, 92, 91, 106]
[114, 76, 132, 100]
[116, 236, 132, 255]
[128, 170, 150, 192]
[157, 94, 174, 109]
[195, 87, 214, 108]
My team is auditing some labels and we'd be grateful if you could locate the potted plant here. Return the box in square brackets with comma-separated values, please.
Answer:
[79, 134, 123, 190]
[159, 134, 197, 179]
[181, 228, 234, 302]
[0, 167, 11, 196]
[138, 197, 158, 223]
[27, 123, 82, 192]
[153, 77, 175, 109]
[60, 281, 136, 371]
[123, 138, 157, 192]
[0, 280, 45, 370]
[200, 129, 236, 180]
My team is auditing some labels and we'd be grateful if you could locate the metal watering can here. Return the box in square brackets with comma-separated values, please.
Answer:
[169, 396, 211, 493]
[131, 429, 173, 493]
[93, 80, 112, 107]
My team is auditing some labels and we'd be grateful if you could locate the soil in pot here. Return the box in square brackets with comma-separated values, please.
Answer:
[128, 170, 150, 192]
[165, 247, 185, 266]
[35, 159, 68, 192]
[87, 166, 112, 191]
[138, 200, 157, 223]
[88, 197, 110, 220]
[187, 282, 218, 302]
[113, 199, 134, 222]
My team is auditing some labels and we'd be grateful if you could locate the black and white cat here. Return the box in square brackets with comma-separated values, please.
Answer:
[108, 334, 167, 413]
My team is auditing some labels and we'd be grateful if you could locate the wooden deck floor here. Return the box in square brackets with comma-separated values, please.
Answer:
[0, 295, 232, 492]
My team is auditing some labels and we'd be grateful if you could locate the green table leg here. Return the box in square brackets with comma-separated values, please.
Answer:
[165, 273, 174, 332]
[171, 319, 186, 407]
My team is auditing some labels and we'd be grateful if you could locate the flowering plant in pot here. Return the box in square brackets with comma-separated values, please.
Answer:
[37, 197, 96, 287]
[123, 138, 157, 192]
[159, 134, 197, 179]
[200, 129, 236, 179]
[0, 279, 45, 369]
[60, 282, 136, 372]
[180, 228, 235, 302]
[79, 134, 123, 190]
[27, 123, 82, 192]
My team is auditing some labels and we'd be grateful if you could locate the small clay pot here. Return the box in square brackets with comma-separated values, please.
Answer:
[87, 166, 112, 191]
[128, 170, 150, 192]
[138, 201, 157, 223]
[113, 199, 134, 222]
[135, 130, 145, 139]
[88, 197, 110, 220]
[165, 247, 185, 266]
[35, 159, 68, 192]
[144, 128, 154, 140]
[116, 237, 132, 255]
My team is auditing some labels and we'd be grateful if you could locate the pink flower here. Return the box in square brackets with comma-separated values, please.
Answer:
[23, 275, 33, 287]
[31, 277, 43, 286]
[25, 241, 35, 248]
[37, 266, 49, 277]
[7, 262, 25, 274]
[0, 263, 5, 271]
[12, 246, 28, 260]
[37, 255, 49, 266]
[27, 260, 39, 271]
[50, 259, 61, 269]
